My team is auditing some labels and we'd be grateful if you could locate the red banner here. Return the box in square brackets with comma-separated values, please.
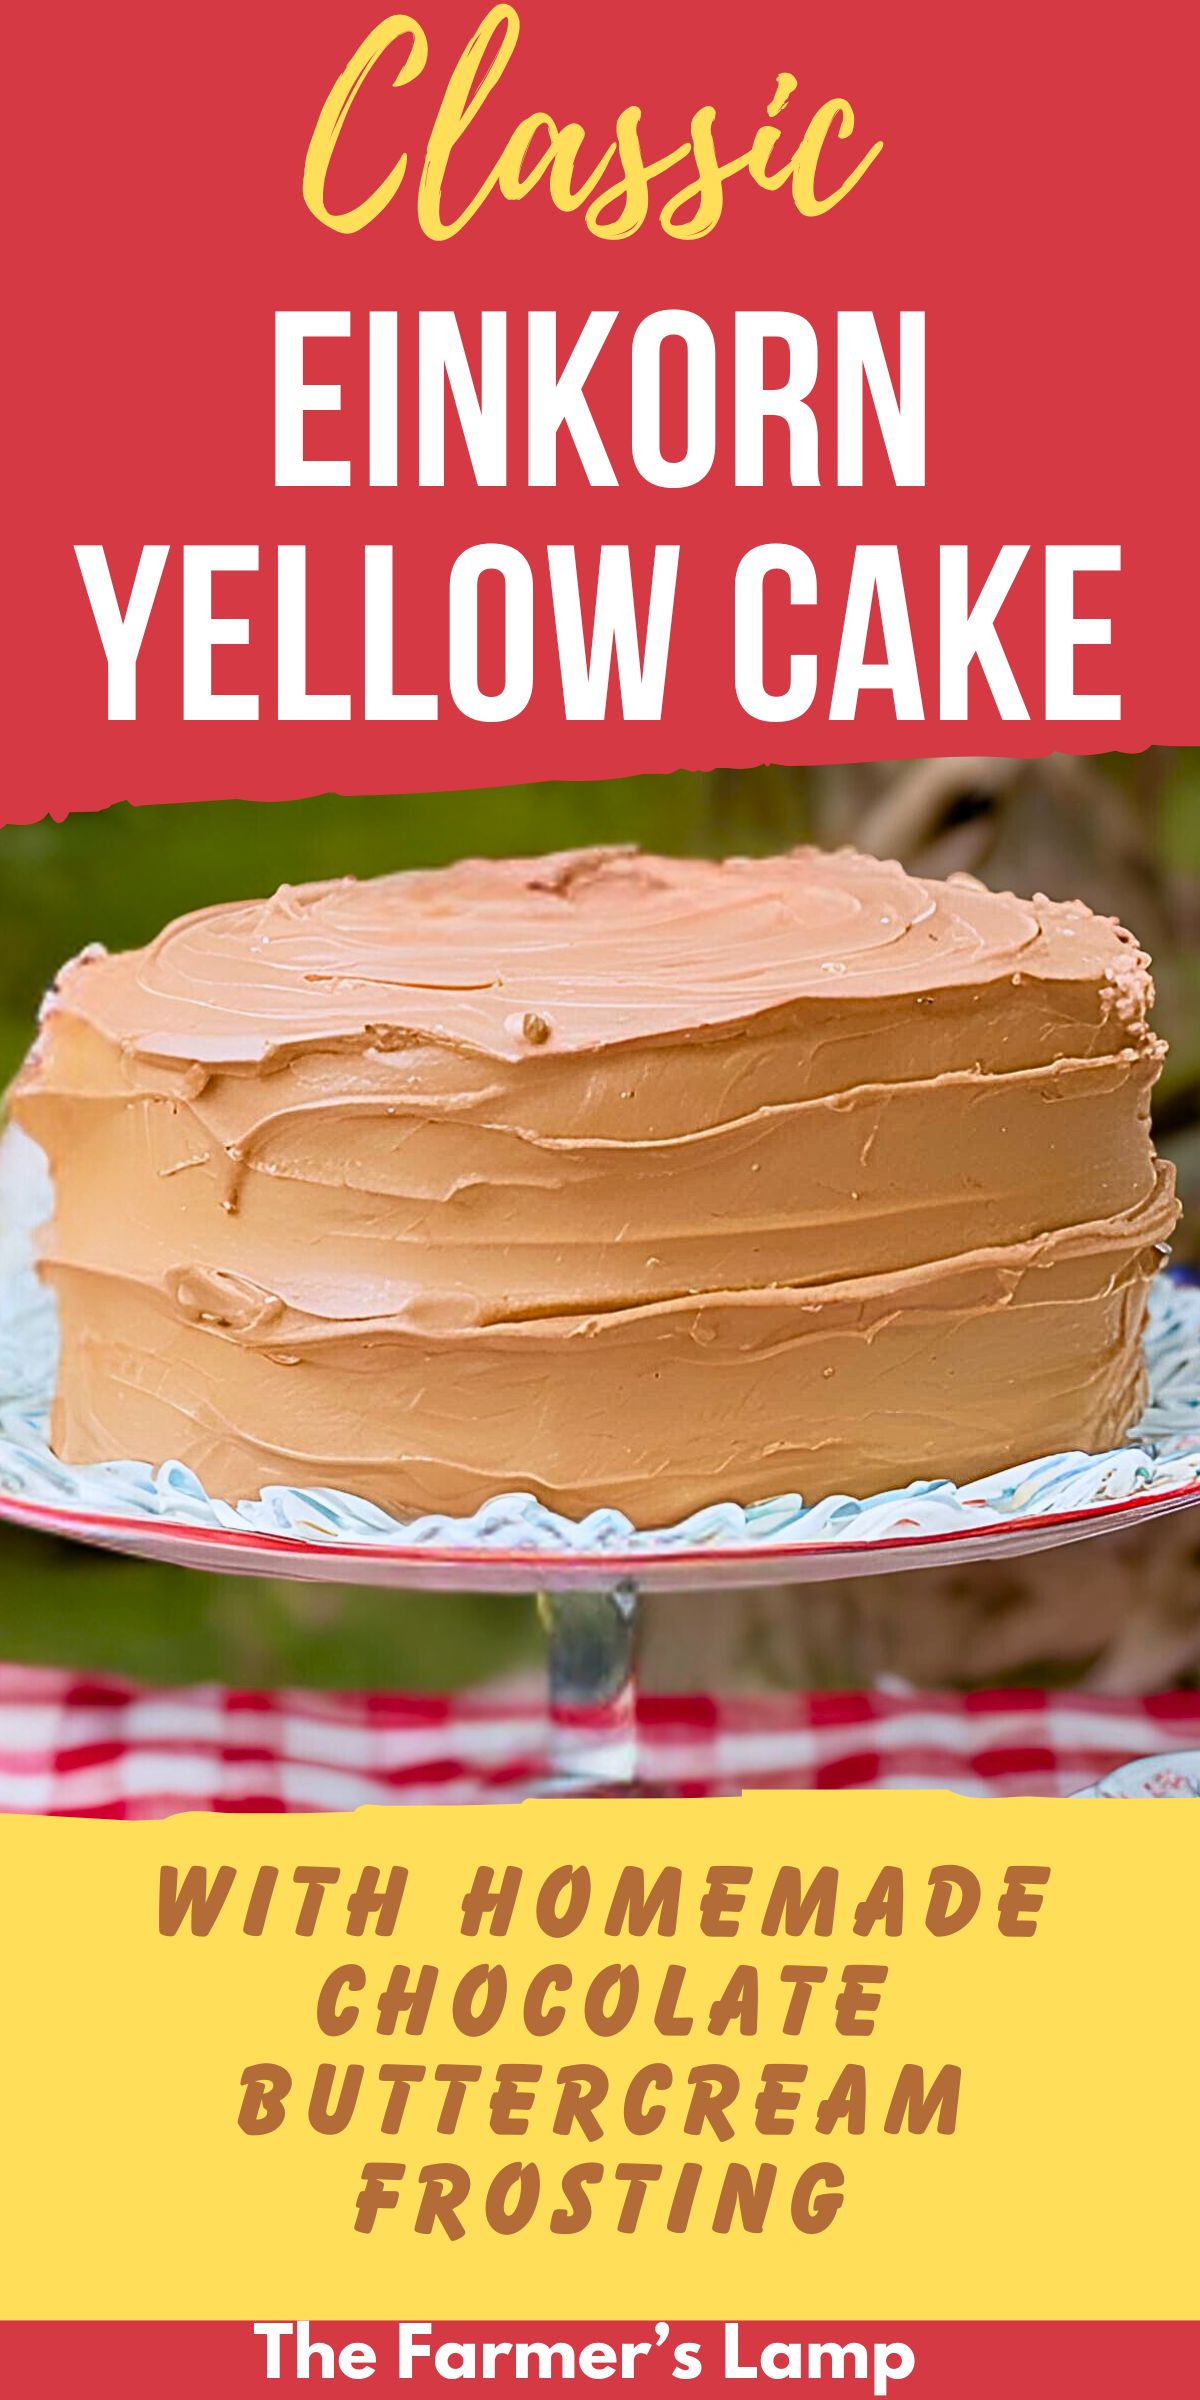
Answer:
[1, 2322, 1196, 2396]
[6, 0, 1199, 823]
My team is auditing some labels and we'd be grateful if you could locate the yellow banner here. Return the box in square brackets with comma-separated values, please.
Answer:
[0, 1793, 1194, 2320]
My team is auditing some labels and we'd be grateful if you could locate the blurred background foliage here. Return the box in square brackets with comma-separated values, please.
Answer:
[1, 749, 1198, 1692]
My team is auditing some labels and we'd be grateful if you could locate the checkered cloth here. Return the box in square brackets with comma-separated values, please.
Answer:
[1, 1666, 1198, 1811]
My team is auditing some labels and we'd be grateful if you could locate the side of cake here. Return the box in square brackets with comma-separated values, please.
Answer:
[11, 847, 1179, 1526]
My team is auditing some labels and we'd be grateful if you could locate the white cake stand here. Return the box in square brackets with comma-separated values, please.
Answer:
[2, 1475, 1198, 1788]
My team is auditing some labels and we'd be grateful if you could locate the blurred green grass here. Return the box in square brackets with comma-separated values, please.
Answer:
[0, 1524, 536, 1687]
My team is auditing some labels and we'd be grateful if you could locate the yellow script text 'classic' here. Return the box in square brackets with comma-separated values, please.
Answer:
[302, 7, 884, 241]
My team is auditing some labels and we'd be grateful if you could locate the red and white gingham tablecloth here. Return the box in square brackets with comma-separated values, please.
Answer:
[1, 1666, 1198, 1811]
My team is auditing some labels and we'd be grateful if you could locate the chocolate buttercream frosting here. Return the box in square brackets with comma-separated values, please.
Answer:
[12, 846, 1179, 1524]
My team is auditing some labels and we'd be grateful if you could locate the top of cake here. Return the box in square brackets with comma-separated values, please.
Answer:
[39, 844, 1152, 1069]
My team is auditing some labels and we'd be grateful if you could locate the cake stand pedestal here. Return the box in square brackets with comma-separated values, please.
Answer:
[537, 1580, 640, 1786]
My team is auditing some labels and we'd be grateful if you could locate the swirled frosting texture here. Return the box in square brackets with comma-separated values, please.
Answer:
[12, 846, 1179, 1524]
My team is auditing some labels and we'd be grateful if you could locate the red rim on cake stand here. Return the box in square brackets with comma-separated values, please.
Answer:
[2, 1472, 1199, 1790]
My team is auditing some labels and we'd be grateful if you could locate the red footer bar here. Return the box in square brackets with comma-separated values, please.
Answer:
[0, 2323, 1196, 2395]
